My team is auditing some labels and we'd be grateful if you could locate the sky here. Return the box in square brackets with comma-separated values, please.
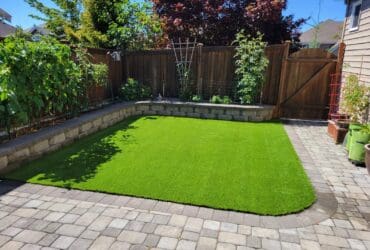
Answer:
[1, 0, 346, 32]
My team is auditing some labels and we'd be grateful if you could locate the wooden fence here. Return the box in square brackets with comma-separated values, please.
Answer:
[87, 48, 123, 104]
[276, 48, 338, 119]
[122, 44, 287, 104]
[90, 43, 342, 120]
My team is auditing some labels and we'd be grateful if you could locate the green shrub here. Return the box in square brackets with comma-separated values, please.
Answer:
[222, 96, 232, 104]
[119, 78, 151, 101]
[91, 63, 109, 86]
[0, 35, 83, 138]
[341, 74, 370, 124]
[191, 95, 202, 102]
[233, 31, 269, 104]
[210, 95, 232, 104]
[74, 47, 109, 88]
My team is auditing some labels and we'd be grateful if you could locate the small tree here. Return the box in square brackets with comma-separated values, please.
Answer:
[25, 0, 83, 42]
[233, 31, 269, 104]
[79, 0, 161, 50]
[26, 0, 161, 50]
[152, 0, 306, 47]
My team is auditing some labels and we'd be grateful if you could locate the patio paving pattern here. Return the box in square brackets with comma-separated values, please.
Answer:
[0, 120, 369, 249]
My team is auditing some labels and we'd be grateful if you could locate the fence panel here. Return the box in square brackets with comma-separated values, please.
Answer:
[276, 48, 338, 119]
[88, 48, 122, 102]
[95, 44, 338, 120]
[122, 44, 287, 102]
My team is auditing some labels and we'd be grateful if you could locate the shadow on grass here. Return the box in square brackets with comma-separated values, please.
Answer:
[13, 116, 142, 189]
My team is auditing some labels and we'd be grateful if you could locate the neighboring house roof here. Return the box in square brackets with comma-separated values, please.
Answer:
[300, 19, 343, 45]
[26, 24, 51, 36]
[0, 21, 16, 38]
[0, 8, 12, 22]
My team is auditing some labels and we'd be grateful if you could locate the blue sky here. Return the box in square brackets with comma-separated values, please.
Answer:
[1, 0, 346, 31]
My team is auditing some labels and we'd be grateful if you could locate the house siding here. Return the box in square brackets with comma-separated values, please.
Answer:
[342, 0, 370, 84]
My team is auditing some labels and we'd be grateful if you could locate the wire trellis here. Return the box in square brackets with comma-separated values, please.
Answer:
[171, 38, 199, 99]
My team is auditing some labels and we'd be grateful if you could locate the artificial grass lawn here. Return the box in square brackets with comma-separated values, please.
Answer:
[4, 116, 315, 215]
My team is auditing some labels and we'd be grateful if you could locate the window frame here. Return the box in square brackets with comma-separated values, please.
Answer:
[349, 0, 362, 32]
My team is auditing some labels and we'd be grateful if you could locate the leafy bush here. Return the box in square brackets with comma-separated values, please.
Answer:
[341, 75, 370, 124]
[210, 95, 232, 104]
[0, 35, 83, 138]
[91, 63, 109, 86]
[233, 31, 269, 104]
[119, 78, 151, 101]
[74, 47, 109, 88]
[191, 95, 202, 102]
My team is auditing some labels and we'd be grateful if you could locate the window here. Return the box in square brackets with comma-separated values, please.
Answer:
[350, 0, 362, 31]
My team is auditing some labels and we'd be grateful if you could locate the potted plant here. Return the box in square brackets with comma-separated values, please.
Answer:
[327, 115, 350, 144]
[341, 74, 370, 164]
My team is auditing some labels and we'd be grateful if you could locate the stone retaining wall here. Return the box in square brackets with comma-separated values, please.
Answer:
[0, 101, 274, 173]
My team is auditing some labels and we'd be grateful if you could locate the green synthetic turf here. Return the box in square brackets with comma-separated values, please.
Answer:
[4, 116, 316, 215]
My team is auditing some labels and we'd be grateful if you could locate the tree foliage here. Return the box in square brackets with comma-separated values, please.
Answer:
[25, 0, 82, 42]
[26, 0, 161, 50]
[79, 0, 161, 50]
[152, 0, 305, 46]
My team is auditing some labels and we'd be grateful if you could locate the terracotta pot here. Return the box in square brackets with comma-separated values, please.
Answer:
[327, 120, 349, 144]
[365, 144, 370, 175]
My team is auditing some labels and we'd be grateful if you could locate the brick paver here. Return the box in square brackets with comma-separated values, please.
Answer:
[0, 121, 370, 249]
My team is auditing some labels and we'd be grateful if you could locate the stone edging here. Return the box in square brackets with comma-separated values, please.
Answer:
[0, 101, 274, 173]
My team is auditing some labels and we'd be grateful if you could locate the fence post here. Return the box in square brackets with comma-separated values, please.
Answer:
[105, 52, 114, 101]
[123, 51, 129, 83]
[196, 44, 203, 96]
[153, 65, 158, 97]
[275, 41, 291, 118]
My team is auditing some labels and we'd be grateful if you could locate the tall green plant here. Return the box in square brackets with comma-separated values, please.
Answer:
[233, 31, 269, 104]
[341, 75, 370, 124]
[0, 35, 83, 138]
[74, 46, 109, 104]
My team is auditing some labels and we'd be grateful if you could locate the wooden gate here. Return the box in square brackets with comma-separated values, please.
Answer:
[276, 49, 338, 119]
